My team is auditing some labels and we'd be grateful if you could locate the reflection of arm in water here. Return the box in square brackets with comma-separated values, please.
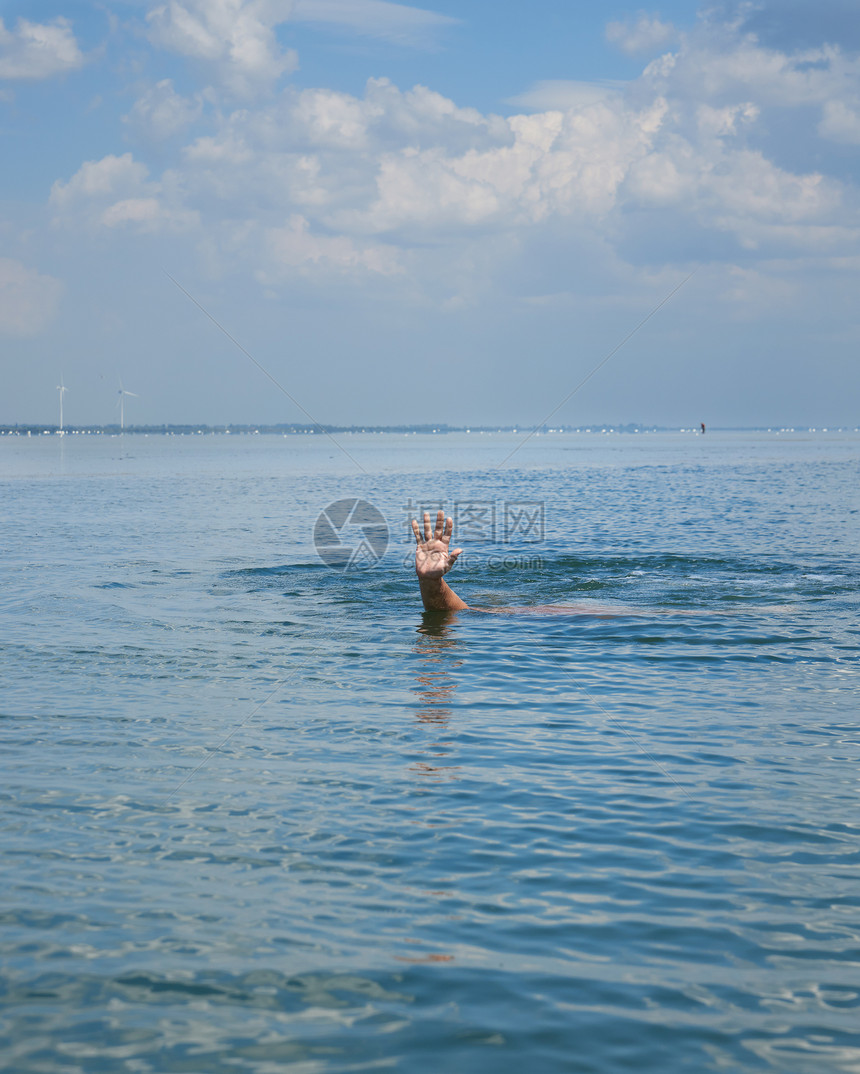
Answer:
[412, 510, 468, 612]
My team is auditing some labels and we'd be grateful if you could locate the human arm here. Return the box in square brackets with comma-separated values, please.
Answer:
[411, 510, 468, 612]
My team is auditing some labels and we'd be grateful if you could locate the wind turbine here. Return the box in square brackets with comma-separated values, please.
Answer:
[56, 376, 69, 435]
[117, 379, 138, 432]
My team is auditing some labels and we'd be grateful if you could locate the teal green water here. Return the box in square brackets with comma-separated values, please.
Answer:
[2, 432, 859, 1072]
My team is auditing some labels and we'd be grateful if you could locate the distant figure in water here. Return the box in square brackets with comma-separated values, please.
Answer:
[700, 422, 706, 434]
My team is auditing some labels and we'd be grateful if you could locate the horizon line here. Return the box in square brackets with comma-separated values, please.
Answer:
[2, 422, 857, 435]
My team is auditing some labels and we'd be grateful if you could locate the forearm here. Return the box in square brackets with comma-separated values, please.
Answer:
[418, 576, 468, 612]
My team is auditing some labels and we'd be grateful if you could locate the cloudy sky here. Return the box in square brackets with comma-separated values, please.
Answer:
[2, 0, 859, 427]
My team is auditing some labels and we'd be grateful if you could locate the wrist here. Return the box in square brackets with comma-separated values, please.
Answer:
[418, 574, 467, 611]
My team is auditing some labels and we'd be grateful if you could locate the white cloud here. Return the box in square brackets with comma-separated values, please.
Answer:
[124, 79, 206, 139]
[174, 78, 507, 229]
[508, 80, 625, 112]
[293, 87, 375, 149]
[0, 259, 63, 336]
[606, 13, 677, 55]
[170, 81, 671, 241]
[642, 37, 851, 109]
[144, 0, 458, 97]
[623, 144, 696, 206]
[696, 102, 759, 139]
[50, 153, 150, 207]
[819, 98, 860, 144]
[147, 0, 298, 95]
[48, 7, 860, 297]
[287, 79, 490, 151]
[261, 214, 402, 278]
[99, 196, 198, 231]
[50, 153, 198, 232]
[625, 134, 843, 254]
[708, 151, 835, 225]
[332, 95, 670, 237]
[287, 0, 457, 44]
[0, 16, 85, 80]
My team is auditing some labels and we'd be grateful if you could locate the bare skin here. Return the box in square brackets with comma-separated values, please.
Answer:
[410, 509, 732, 618]
[412, 510, 468, 612]
[411, 509, 619, 616]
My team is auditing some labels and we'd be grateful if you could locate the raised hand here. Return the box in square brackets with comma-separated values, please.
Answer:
[409, 509, 468, 611]
[411, 510, 463, 580]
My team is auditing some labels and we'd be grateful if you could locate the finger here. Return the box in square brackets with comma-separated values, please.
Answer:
[435, 509, 445, 540]
[444, 516, 454, 543]
[423, 511, 432, 542]
[448, 547, 462, 565]
[411, 518, 421, 545]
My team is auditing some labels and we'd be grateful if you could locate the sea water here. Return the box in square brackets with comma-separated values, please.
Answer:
[1, 431, 859, 1073]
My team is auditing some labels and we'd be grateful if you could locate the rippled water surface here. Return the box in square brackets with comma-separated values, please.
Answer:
[2, 431, 859, 1073]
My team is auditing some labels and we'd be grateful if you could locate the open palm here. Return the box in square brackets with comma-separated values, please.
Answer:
[412, 510, 463, 580]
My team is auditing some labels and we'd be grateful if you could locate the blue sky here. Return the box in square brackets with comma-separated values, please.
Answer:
[1, 0, 859, 427]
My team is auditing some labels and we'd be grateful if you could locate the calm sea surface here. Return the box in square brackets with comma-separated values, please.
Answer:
[2, 431, 859, 1073]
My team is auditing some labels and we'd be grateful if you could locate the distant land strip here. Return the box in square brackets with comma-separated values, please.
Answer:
[1, 423, 856, 436]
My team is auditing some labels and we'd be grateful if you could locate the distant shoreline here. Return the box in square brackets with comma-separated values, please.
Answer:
[2, 423, 857, 437]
